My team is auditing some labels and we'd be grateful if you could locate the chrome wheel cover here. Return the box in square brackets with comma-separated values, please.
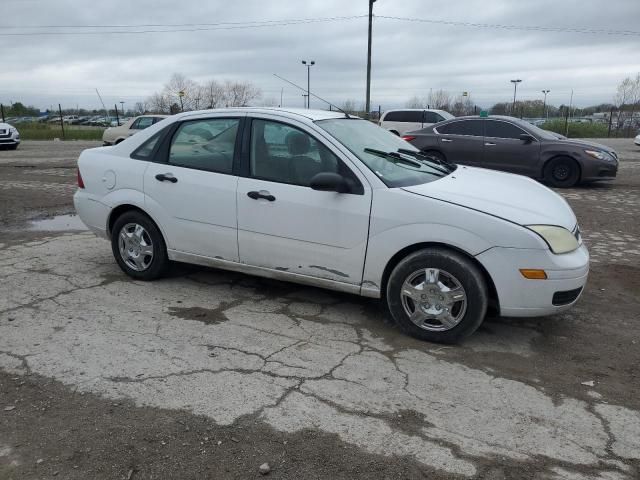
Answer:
[118, 223, 154, 272]
[400, 268, 467, 332]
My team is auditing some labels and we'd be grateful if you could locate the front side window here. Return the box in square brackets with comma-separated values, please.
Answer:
[168, 118, 239, 173]
[423, 111, 441, 123]
[437, 120, 483, 136]
[132, 117, 154, 130]
[250, 119, 361, 191]
[485, 120, 527, 139]
[317, 118, 450, 188]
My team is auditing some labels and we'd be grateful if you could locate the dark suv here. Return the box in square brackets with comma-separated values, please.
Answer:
[402, 115, 618, 187]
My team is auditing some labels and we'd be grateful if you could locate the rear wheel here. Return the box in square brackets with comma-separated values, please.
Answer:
[111, 211, 168, 280]
[386, 248, 488, 343]
[544, 157, 580, 188]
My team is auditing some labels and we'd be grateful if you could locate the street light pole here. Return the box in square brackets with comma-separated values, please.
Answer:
[301, 60, 315, 109]
[510, 79, 522, 114]
[365, 0, 376, 119]
[119, 101, 125, 118]
[542, 89, 550, 119]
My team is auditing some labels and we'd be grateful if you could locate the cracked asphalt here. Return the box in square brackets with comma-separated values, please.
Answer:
[0, 140, 639, 479]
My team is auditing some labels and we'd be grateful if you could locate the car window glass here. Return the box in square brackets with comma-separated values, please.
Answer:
[131, 132, 162, 160]
[250, 119, 361, 192]
[168, 118, 239, 173]
[130, 119, 140, 130]
[423, 111, 439, 123]
[485, 120, 527, 139]
[437, 120, 483, 136]
[384, 111, 423, 123]
[134, 117, 154, 130]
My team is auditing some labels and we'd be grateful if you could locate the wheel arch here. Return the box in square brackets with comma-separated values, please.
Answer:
[107, 203, 165, 242]
[380, 242, 500, 316]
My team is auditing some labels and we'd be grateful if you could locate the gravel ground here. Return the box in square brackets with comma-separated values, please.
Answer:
[0, 139, 639, 480]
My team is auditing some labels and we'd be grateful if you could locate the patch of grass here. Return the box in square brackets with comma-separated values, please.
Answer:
[540, 119, 609, 138]
[17, 123, 105, 141]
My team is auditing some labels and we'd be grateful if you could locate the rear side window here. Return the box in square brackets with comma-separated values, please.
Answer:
[384, 110, 423, 123]
[131, 132, 162, 160]
[437, 120, 483, 136]
[423, 111, 442, 123]
[485, 120, 527, 139]
[168, 118, 239, 173]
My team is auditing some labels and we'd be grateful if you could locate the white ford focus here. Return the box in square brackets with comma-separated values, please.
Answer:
[74, 108, 589, 343]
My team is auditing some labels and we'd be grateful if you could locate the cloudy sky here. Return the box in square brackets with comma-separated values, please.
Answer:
[1, 0, 639, 112]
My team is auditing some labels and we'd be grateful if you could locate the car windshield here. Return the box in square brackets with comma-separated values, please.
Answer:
[316, 118, 450, 187]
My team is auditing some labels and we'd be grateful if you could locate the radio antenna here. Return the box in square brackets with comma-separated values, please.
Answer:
[273, 73, 351, 118]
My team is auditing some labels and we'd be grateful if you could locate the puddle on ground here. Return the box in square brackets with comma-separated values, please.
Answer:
[27, 214, 87, 232]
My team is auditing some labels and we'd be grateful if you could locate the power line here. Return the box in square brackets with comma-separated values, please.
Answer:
[377, 15, 640, 37]
[0, 15, 367, 36]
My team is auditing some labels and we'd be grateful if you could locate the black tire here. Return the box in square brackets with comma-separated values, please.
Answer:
[422, 150, 446, 163]
[544, 157, 580, 188]
[115, 138, 124, 145]
[386, 248, 488, 344]
[111, 210, 168, 280]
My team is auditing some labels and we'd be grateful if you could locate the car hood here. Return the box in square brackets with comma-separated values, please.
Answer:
[0, 123, 14, 129]
[557, 138, 616, 154]
[402, 165, 576, 230]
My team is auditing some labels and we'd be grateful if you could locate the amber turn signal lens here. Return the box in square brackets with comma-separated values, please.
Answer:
[519, 269, 547, 280]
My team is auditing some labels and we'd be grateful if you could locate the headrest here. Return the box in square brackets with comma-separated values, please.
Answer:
[286, 131, 311, 155]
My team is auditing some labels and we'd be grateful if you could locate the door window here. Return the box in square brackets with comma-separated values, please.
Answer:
[249, 119, 362, 192]
[436, 120, 483, 136]
[384, 110, 423, 123]
[423, 111, 441, 123]
[168, 118, 239, 173]
[485, 120, 527, 139]
[131, 117, 155, 130]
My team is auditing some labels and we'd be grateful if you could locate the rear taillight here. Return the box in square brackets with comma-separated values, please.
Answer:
[77, 168, 85, 188]
[402, 135, 416, 142]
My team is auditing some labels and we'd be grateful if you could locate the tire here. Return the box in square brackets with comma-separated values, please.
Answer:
[115, 138, 124, 145]
[422, 150, 446, 163]
[544, 157, 580, 188]
[386, 248, 488, 344]
[111, 211, 168, 280]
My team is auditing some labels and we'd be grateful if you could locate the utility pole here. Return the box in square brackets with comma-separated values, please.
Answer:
[542, 90, 550, 119]
[120, 101, 125, 119]
[365, 0, 376, 119]
[301, 60, 315, 109]
[58, 104, 65, 140]
[114, 104, 120, 126]
[510, 79, 522, 114]
[0, 104, 4, 123]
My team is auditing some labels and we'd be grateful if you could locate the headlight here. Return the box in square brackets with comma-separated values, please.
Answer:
[527, 225, 579, 254]
[584, 149, 611, 161]
[10, 127, 18, 134]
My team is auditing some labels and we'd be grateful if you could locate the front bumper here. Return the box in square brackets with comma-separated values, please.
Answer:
[476, 243, 589, 317]
[580, 157, 618, 181]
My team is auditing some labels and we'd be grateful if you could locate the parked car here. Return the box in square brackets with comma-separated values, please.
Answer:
[0, 122, 20, 150]
[75, 108, 588, 343]
[102, 115, 167, 145]
[402, 115, 618, 187]
[634, 134, 640, 147]
[379, 108, 454, 136]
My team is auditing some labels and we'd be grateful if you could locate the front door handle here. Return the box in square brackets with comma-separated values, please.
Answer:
[247, 190, 276, 202]
[441, 138, 452, 143]
[155, 173, 178, 183]
[485, 142, 496, 146]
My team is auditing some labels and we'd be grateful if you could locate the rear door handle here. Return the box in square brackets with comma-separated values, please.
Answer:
[155, 173, 178, 183]
[247, 190, 276, 202]
[485, 142, 496, 146]
[441, 138, 452, 143]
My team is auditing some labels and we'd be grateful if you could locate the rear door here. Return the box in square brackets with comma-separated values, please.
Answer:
[143, 115, 243, 260]
[433, 119, 484, 165]
[482, 120, 540, 175]
[236, 116, 371, 284]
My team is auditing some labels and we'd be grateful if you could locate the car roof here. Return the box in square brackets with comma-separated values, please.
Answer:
[384, 108, 449, 113]
[445, 115, 522, 122]
[179, 107, 349, 123]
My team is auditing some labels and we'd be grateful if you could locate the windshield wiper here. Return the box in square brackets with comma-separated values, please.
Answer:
[397, 148, 456, 172]
[363, 148, 446, 176]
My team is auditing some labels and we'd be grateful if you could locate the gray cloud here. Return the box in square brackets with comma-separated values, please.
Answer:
[1, 0, 639, 111]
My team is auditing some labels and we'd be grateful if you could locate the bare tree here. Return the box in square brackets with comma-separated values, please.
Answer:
[405, 95, 425, 108]
[202, 80, 226, 109]
[164, 73, 200, 111]
[223, 80, 261, 107]
[342, 99, 357, 114]
[428, 89, 452, 111]
[134, 101, 148, 114]
[146, 92, 171, 114]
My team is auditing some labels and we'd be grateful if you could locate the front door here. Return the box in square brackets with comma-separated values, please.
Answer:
[144, 116, 243, 261]
[482, 120, 540, 176]
[236, 117, 371, 284]
[433, 119, 485, 166]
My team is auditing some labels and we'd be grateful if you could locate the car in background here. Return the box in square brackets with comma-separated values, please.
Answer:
[75, 107, 588, 344]
[379, 109, 454, 136]
[0, 122, 20, 150]
[402, 115, 618, 188]
[102, 115, 168, 145]
[634, 133, 640, 147]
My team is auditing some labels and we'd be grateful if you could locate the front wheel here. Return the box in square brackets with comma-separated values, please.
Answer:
[386, 248, 488, 343]
[544, 157, 580, 188]
[111, 211, 168, 280]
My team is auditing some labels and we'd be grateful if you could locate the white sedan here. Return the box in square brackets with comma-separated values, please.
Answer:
[635, 134, 640, 147]
[74, 108, 589, 343]
[0, 122, 20, 149]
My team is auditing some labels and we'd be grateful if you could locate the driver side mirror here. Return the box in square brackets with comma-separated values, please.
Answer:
[520, 133, 535, 143]
[309, 172, 350, 194]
